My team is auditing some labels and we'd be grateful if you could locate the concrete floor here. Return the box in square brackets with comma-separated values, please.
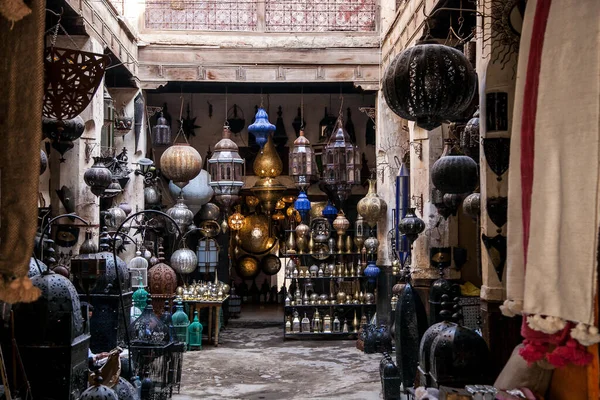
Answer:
[172, 304, 383, 400]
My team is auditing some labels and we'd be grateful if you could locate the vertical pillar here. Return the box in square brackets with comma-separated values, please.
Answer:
[477, 0, 522, 372]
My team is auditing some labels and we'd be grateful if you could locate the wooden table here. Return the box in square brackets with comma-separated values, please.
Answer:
[185, 296, 229, 347]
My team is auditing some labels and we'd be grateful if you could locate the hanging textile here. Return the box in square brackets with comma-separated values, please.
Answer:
[0, 0, 45, 303]
[504, 0, 600, 364]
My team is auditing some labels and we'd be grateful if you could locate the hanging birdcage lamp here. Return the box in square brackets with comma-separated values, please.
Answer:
[323, 120, 360, 208]
[290, 129, 316, 191]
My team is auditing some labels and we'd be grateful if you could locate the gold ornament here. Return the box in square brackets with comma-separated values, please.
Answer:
[246, 195, 260, 208]
[253, 135, 283, 178]
[252, 177, 286, 216]
[237, 214, 276, 254]
[357, 179, 388, 228]
[228, 209, 246, 231]
[272, 211, 285, 221]
[282, 195, 296, 203]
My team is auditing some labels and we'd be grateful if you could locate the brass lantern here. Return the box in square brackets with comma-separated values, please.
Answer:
[323, 121, 360, 207]
[228, 207, 246, 231]
[290, 129, 316, 190]
[208, 124, 245, 211]
[160, 143, 202, 189]
[252, 177, 286, 217]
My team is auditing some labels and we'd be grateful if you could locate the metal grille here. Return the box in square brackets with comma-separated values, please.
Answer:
[145, 0, 258, 31]
[265, 0, 377, 32]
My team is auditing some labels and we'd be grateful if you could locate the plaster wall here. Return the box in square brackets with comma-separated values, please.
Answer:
[39, 36, 147, 262]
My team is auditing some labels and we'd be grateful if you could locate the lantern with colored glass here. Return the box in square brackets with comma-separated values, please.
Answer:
[171, 302, 189, 348]
[208, 124, 245, 213]
[248, 108, 276, 149]
[290, 129, 316, 191]
[294, 191, 311, 222]
[323, 121, 360, 208]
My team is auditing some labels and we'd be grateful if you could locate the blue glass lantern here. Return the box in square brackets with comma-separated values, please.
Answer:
[364, 260, 380, 283]
[322, 202, 338, 224]
[294, 191, 311, 221]
[248, 108, 275, 149]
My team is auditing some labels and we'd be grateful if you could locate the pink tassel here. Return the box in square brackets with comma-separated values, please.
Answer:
[519, 340, 549, 365]
[547, 339, 593, 367]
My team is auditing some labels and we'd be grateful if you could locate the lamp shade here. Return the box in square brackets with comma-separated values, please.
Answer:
[248, 107, 276, 149]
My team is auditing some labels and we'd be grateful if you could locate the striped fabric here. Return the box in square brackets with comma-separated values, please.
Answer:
[504, 0, 600, 353]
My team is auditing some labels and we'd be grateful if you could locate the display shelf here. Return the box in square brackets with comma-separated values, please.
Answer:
[284, 332, 359, 341]
[285, 304, 376, 308]
[285, 275, 368, 280]
[283, 252, 362, 257]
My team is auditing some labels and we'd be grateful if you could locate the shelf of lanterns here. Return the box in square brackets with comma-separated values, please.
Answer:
[284, 307, 372, 340]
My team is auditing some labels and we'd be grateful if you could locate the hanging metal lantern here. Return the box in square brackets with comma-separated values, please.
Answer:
[294, 191, 311, 221]
[227, 207, 246, 231]
[104, 206, 127, 229]
[462, 192, 481, 220]
[431, 140, 478, 194]
[168, 169, 214, 215]
[364, 236, 379, 254]
[166, 196, 195, 233]
[235, 255, 260, 279]
[251, 177, 286, 217]
[198, 202, 221, 221]
[84, 156, 113, 196]
[383, 42, 477, 131]
[226, 104, 246, 134]
[357, 179, 388, 228]
[290, 129, 316, 190]
[253, 134, 283, 178]
[398, 208, 425, 247]
[260, 254, 282, 276]
[160, 143, 202, 189]
[170, 246, 198, 275]
[144, 186, 161, 207]
[128, 250, 149, 288]
[323, 122, 360, 206]
[152, 112, 171, 146]
[442, 193, 467, 217]
[208, 124, 245, 211]
[102, 179, 123, 199]
[461, 110, 480, 160]
[114, 106, 133, 137]
[248, 107, 276, 149]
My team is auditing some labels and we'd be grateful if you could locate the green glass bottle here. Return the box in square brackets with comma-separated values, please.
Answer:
[132, 275, 149, 319]
[171, 301, 189, 349]
[187, 311, 203, 351]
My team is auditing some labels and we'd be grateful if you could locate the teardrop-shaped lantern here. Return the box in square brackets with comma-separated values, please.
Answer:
[248, 107, 276, 149]
[398, 208, 425, 247]
[84, 157, 113, 197]
[357, 179, 388, 228]
[160, 143, 202, 189]
[253, 134, 283, 178]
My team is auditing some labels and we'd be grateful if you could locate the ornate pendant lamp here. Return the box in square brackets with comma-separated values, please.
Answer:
[290, 129, 316, 191]
[294, 191, 311, 221]
[323, 121, 360, 209]
[383, 42, 477, 131]
[208, 124, 245, 212]
[84, 157, 113, 197]
[357, 178, 388, 230]
[248, 107, 276, 149]
[398, 208, 425, 247]
[152, 112, 171, 146]
[254, 135, 283, 178]
[160, 142, 202, 190]
[170, 245, 198, 275]
[431, 139, 478, 194]
[166, 195, 195, 234]
[168, 169, 214, 215]
[252, 177, 286, 217]
[252, 131, 285, 217]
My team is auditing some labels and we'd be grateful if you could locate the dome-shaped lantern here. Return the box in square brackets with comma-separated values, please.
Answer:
[79, 375, 118, 400]
[290, 129, 316, 190]
[322, 201, 338, 224]
[160, 143, 202, 189]
[148, 250, 177, 312]
[84, 157, 113, 197]
[398, 208, 425, 247]
[294, 191, 311, 221]
[208, 124, 245, 212]
[248, 107, 276, 149]
[152, 112, 171, 146]
[357, 179, 388, 229]
[431, 139, 479, 194]
[129, 297, 170, 345]
[383, 43, 478, 131]
[323, 122, 360, 206]
[129, 249, 149, 288]
[172, 301, 189, 347]
[169, 169, 214, 215]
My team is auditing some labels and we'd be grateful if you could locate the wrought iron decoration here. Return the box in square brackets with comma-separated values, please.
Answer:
[482, 137, 510, 180]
